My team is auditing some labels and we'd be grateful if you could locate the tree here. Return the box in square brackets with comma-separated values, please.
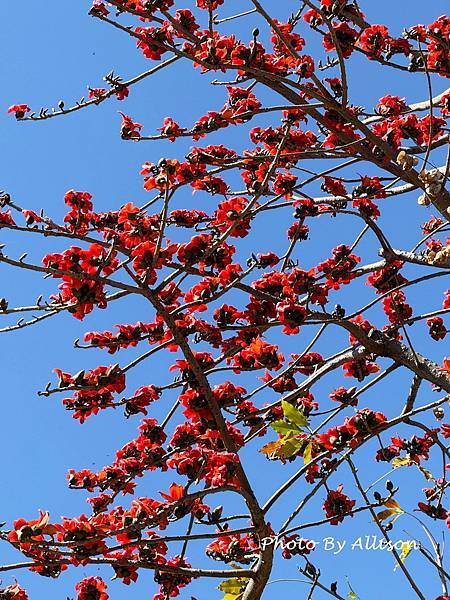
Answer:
[1, 1, 450, 599]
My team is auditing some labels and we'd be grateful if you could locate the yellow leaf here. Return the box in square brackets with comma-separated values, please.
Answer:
[392, 457, 411, 468]
[276, 436, 303, 458]
[394, 540, 415, 570]
[384, 499, 404, 513]
[374, 499, 404, 523]
[418, 465, 433, 480]
[218, 578, 248, 595]
[303, 441, 313, 465]
[346, 578, 359, 599]
[374, 508, 397, 523]
[259, 440, 284, 455]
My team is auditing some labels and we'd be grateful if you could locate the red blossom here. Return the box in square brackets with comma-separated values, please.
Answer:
[75, 576, 109, 600]
[7, 104, 30, 118]
[323, 485, 356, 525]
[0, 585, 29, 600]
[427, 316, 447, 340]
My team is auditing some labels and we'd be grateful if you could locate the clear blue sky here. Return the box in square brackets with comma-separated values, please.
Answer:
[1, 1, 449, 599]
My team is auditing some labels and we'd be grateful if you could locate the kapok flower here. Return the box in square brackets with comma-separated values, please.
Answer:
[323, 485, 356, 525]
[7, 104, 30, 119]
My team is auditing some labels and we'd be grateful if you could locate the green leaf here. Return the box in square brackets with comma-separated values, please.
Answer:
[271, 420, 300, 435]
[281, 400, 309, 428]
[278, 436, 304, 458]
[260, 435, 304, 459]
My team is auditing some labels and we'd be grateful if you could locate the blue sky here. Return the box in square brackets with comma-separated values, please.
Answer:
[1, 1, 449, 599]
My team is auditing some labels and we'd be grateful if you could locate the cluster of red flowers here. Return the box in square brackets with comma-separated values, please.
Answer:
[43, 243, 118, 319]
[54, 364, 126, 422]
[372, 112, 446, 149]
[317, 245, 361, 288]
[376, 432, 436, 464]
[84, 318, 166, 353]
[206, 532, 258, 564]
[317, 409, 387, 452]
[160, 86, 262, 142]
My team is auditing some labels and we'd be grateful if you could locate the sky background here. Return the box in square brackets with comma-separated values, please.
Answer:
[1, 1, 449, 599]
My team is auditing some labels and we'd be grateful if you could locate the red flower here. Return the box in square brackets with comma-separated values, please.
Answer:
[7, 104, 30, 119]
[281, 534, 315, 559]
[418, 115, 446, 145]
[115, 85, 129, 101]
[422, 216, 444, 235]
[276, 300, 308, 334]
[135, 24, 174, 61]
[119, 112, 143, 140]
[323, 23, 358, 58]
[329, 386, 358, 406]
[76, 576, 108, 600]
[287, 221, 309, 242]
[323, 485, 356, 525]
[64, 189, 93, 212]
[197, 0, 224, 8]
[376, 95, 407, 116]
[353, 176, 386, 200]
[440, 92, 450, 117]
[0, 210, 16, 226]
[213, 197, 251, 238]
[290, 352, 323, 375]
[358, 25, 390, 58]
[273, 172, 298, 198]
[441, 424, 450, 439]
[154, 555, 192, 599]
[0, 584, 29, 600]
[88, 87, 107, 101]
[317, 245, 360, 288]
[382, 290, 412, 324]
[367, 261, 406, 293]
[321, 176, 347, 197]
[22, 210, 41, 225]
[108, 550, 139, 584]
[158, 117, 186, 141]
[9, 510, 58, 543]
[427, 316, 447, 340]
[352, 197, 380, 219]
[89, 1, 109, 17]
[444, 291, 450, 309]
[206, 533, 257, 564]
[233, 337, 284, 372]
[343, 358, 380, 381]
